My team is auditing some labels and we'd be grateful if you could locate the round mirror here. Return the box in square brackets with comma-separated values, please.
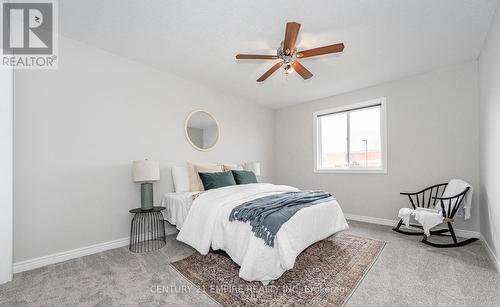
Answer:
[185, 110, 220, 151]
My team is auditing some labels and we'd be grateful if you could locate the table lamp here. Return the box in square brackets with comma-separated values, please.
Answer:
[132, 159, 160, 210]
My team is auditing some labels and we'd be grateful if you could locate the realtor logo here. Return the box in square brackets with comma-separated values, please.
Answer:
[1, 0, 58, 69]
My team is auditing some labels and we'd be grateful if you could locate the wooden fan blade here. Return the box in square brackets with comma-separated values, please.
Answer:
[257, 62, 283, 82]
[296, 43, 345, 58]
[236, 54, 278, 60]
[293, 61, 313, 80]
[283, 22, 301, 55]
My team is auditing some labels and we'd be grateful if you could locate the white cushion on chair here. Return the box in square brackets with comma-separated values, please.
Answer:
[398, 207, 443, 236]
[413, 208, 443, 236]
[398, 208, 414, 229]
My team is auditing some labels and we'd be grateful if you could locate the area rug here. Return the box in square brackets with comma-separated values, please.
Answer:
[171, 233, 385, 307]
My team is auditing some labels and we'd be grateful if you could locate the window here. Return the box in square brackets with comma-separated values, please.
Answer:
[314, 98, 387, 173]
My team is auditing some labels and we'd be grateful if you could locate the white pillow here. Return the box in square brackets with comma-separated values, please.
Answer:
[171, 166, 190, 193]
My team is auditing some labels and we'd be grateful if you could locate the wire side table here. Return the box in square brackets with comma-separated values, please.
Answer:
[129, 207, 166, 253]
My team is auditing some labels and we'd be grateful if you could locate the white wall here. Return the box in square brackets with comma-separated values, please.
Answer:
[0, 68, 13, 284]
[479, 3, 500, 269]
[13, 36, 275, 263]
[274, 61, 480, 233]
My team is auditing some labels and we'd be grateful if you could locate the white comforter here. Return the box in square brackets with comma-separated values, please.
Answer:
[176, 183, 348, 283]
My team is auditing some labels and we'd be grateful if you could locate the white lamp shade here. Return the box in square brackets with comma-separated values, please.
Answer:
[132, 160, 160, 182]
[244, 162, 261, 177]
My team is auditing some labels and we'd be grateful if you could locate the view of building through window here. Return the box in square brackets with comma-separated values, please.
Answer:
[318, 104, 382, 170]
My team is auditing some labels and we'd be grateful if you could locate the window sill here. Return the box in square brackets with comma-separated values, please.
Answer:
[314, 168, 387, 174]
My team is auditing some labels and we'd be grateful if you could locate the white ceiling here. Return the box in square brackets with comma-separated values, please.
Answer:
[59, 0, 498, 109]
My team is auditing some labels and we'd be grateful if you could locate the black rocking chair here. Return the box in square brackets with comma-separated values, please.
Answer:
[393, 183, 478, 248]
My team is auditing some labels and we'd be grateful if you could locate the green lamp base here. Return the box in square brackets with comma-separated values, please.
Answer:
[140, 182, 154, 210]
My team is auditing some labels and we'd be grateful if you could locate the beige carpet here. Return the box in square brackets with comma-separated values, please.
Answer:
[171, 232, 385, 306]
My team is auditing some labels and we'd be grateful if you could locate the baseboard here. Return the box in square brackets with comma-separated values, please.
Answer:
[13, 237, 130, 274]
[480, 235, 500, 273]
[344, 213, 396, 227]
[344, 213, 480, 239]
[13, 226, 179, 274]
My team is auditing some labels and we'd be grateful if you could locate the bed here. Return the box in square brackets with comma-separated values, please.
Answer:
[160, 191, 197, 230]
[168, 182, 348, 284]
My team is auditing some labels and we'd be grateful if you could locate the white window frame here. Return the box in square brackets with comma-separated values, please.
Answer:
[313, 98, 387, 174]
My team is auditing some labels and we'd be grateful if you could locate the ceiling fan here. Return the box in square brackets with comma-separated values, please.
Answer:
[236, 22, 345, 82]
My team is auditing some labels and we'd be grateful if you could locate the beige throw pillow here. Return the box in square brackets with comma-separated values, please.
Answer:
[187, 161, 224, 191]
[223, 164, 245, 171]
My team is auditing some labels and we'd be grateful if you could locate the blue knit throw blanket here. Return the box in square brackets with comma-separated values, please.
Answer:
[229, 191, 334, 247]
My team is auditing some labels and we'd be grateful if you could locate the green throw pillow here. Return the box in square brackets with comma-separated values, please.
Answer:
[198, 171, 236, 190]
[231, 170, 258, 184]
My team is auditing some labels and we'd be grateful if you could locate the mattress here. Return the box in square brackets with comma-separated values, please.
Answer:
[160, 192, 198, 230]
[177, 183, 349, 283]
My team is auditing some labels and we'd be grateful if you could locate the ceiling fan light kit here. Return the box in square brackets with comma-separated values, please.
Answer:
[236, 22, 345, 82]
